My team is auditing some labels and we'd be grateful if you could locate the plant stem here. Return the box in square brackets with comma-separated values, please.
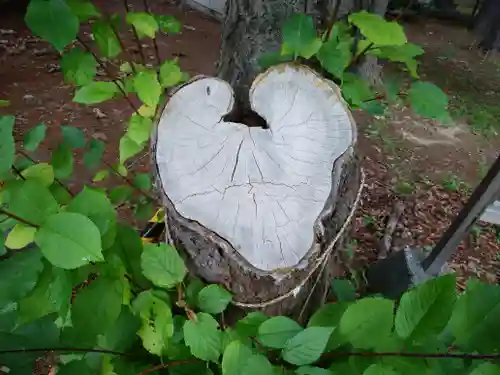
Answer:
[324, 0, 342, 42]
[123, 0, 147, 67]
[76, 36, 139, 115]
[11, 165, 25, 180]
[347, 42, 374, 69]
[142, 0, 161, 67]
[0, 207, 39, 228]
[135, 360, 199, 375]
[17, 150, 75, 197]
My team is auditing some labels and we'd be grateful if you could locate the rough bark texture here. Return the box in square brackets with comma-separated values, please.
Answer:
[474, 0, 500, 52]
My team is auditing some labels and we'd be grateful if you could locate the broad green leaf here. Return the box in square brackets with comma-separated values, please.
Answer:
[307, 302, 349, 328]
[360, 100, 386, 116]
[20, 163, 54, 186]
[449, 280, 500, 352]
[126, 12, 159, 39]
[133, 173, 151, 191]
[132, 290, 174, 356]
[138, 104, 156, 118]
[258, 51, 294, 69]
[235, 312, 269, 338]
[317, 39, 351, 79]
[66, 0, 101, 21]
[0, 250, 43, 306]
[70, 276, 124, 345]
[119, 134, 144, 165]
[370, 43, 423, 77]
[339, 297, 394, 349]
[51, 144, 74, 179]
[395, 274, 456, 342]
[408, 82, 449, 121]
[92, 20, 121, 58]
[296, 366, 332, 375]
[83, 138, 105, 169]
[0, 240, 5, 256]
[0, 115, 15, 177]
[18, 263, 72, 324]
[282, 327, 334, 366]
[185, 277, 206, 308]
[469, 363, 500, 375]
[109, 185, 134, 205]
[134, 200, 155, 221]
[330, 279, 357, 302]
[141, 243, 187, 288]
[197, 284, 233, 314]
[222, 340, 273, 375]
[66, 186, 117, 249]
[93, 169, 109, 182]
[35, 212, 104, 269]
[73, 81, 118, 105]
[257, 316, 303, 349]
[127, 114, 153, 145]
[348, 11, 406, 46]
[58, 359, 93, 375]
[5, 224, 36, 249]
[155, 14, 182, 33]
[341, 73, 374, 106]
[133, 70, 161, 107]
[23, 122, 47, 152]
[9, 180, 59, 225]
[159, 60, 183, 88]
[282, 14, 322, 58]
[25, 0, 79, 51]
[61, 48, 97, 86]
[183, 312, 222, 362]
[362, 364, 399, 375]
[98, 307, 141, 352]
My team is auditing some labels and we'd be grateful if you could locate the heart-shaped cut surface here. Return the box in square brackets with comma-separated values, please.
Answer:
[154, 64, 355, 271]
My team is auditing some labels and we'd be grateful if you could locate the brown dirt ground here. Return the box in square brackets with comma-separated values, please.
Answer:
[0, 1, 499, 287]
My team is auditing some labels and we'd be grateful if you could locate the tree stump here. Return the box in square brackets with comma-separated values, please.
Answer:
[152, 63, 360, 319]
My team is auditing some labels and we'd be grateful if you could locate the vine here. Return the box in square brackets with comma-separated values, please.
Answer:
[0, 0, 496, 374]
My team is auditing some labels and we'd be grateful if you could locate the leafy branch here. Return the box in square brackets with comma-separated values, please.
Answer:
[0, 207, 40, 228]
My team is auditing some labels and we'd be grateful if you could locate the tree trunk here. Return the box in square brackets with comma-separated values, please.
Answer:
[474, 0, 500, 52]
[155, 0, 388, 320]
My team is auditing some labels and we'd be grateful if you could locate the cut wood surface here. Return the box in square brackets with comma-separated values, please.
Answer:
[152, 63, 360, 317]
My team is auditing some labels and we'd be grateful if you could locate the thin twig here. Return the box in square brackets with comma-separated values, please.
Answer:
[378, 201, 405, 259]
[324, 0, 342, 42]
[135, 360, 198, 375]
[0, 207, 39, 228]
[11, 165, 25, 180]
[142, 0, 161, 67]
[76, 36, 139, 114]
[17, 150, 75, 197]
[123, 0, 147, 67]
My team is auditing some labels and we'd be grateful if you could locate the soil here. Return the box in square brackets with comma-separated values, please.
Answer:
[0, 1, 499, 288]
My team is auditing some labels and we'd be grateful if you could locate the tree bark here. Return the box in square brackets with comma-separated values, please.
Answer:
[474, 0, 500, 52]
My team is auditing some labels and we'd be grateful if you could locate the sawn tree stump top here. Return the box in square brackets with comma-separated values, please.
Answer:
[154, 64, 356, 271]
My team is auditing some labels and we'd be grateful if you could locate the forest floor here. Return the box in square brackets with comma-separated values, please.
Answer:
[0, 0, 499, 289]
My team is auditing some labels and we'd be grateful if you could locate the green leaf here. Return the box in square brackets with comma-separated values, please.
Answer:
[370, 43, 423, 78]
[18, 263, 72, 324]
[0, 250, 43, 306]
[132, 290, 174, 356]
[308, 302, 349, 328]
[469, 363, 500, 375]
[257, 51, 294, 69]
[331, 279, 357, 302]
[24, 122, 47, 152]
[222, 340, 273, 375]
[296, 366, 332, 375]
[235, 312, 269, 338]
[197, 284, 233, 314]
[184, 312, 222, 362]
[360, 100, 386, 116]
[9, 180, 59, 225]
[362, 364, 399, 375]
[70, 276, 124, 345]
[127, 114, 153, 145]
[282, 14, 321, 58]
[66, 186, 117, 250]
[133, 173, 151, 191]
[257, 316, 303, 349]
[341, 73, 374, 106]
[133, 70, 161, 108]
[92, 20, 121, 58]
[348, 11, 406, 46]
[395, 274, 456, 342]
[0, 115, 15, 177]
[155, 14, 181, 33]
[109, 185, 134, 205]
[66, 0, 101, 21]
[339, 297, 394, 349]
[61, 48, 97, 86]
[73, 81, 118, 105]
[5, 224, 37, 249]
[0, 99, 10, 107]
[35, 211, 104, 269]
[20, 163, 54, 187]
[317, 39, 351, 79]
[57, 359, 93, 375]
[282, 327, 334, 366]
[126, 12, 159, 39]
[119, 134, 145, 165]
[98, 307, 141, 352]
[83, 138, 105, 170]
[449, 280, 500, 352]
[51, 144, 73, 179]
[408, 82, 449, 121]
[25, 0, 79, 51]
[134, 200, 155, 221]
[159, 60, 183, 88]
[93, 169, 109, 182]
[141, 243, 187, 288]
